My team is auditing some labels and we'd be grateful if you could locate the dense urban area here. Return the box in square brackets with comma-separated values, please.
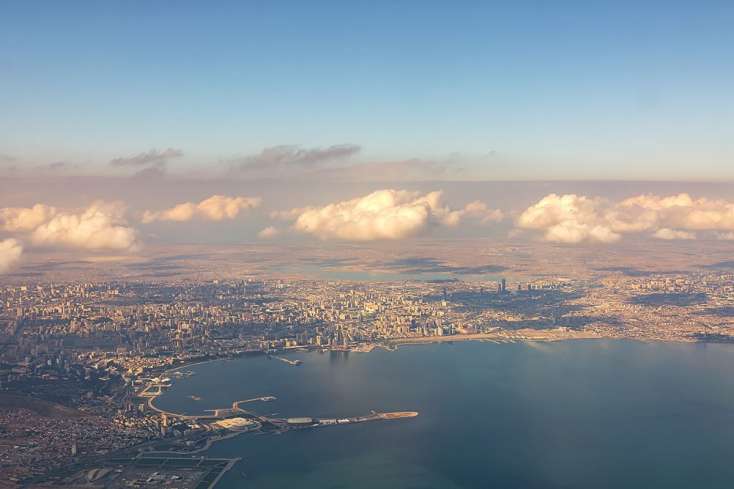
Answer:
[2, 268, 734, 486]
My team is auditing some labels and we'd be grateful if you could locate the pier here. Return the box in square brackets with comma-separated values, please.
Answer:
[270, 355, 303, 366]
[145, 387, 417, 431]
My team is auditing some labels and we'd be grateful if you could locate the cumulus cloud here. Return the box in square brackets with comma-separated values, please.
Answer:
[1, 204, 57, 232]
[440, 200, 504, 227]
[614, 194, 734, 231]
[257, 226, 280, 239]
[31, 202, 139, 251]
[280, 189, 501, 241]
[516, 194, 621, 243]
[0, 239, 23, 273]
[142, 195, 262, 223]
[110, 148, 183, 167]
[518, 193, 734, 243]
[0, 202, 139, 252]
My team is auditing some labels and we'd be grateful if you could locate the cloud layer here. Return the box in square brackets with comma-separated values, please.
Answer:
[0, 239, 23, 273]
[142, 195, 262, 223]
[518, 193, 734, 243]
[282, 189, 501, 241]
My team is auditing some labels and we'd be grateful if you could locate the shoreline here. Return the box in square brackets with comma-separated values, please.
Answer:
[146, 333, 702, 419]
[149, 329, 708, 390]
[133, 333, 722, 485]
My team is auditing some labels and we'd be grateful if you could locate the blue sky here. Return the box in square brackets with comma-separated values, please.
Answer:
[1, 1, 733, 180]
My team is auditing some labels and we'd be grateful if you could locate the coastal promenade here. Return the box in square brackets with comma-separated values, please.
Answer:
[388, 328, 602, 346]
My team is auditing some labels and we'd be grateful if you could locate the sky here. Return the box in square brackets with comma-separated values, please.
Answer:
[2, 1, 734, 271]
[1, 0, 733, 180]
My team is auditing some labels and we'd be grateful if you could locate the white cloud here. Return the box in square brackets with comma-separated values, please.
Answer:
[143, 202, 196, 223]
[257, 226, 280, 239]
[615, 194, 734, 231]
[441, 200, 504, 227]
[0, 202, 139, 252]
[0, 239, 23, 273]
[517, 193, 734, 243]
[282, 189, 501, 241]
[0, 204, 57, 232]
[31, 202, 139, 251]
[516, 194, 620, 243]
[142, 195, 262, 223]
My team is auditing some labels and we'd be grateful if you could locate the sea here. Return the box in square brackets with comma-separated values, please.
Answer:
[155, 340, 734, 489]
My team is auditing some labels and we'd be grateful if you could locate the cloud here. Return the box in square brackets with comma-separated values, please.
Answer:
[37, 161, 81, 173]
[223, 145, 483, 181]
[614, 194, 734, 231]
[517, 193, 734, 243]
[1, 202, 139, 251]
[31, 202, 139, 251]
[270, 207, 308, 221]
[110, 148, 183, 167]
[1, 204, 57, 232]
[142, 195, 262, 223]
[516, 194, 621, 243]
[440, 200, 504, 227]
[0, 239, 23, 273]
[257, 226, 280, 239]
[282, 189, 500, 241]
[229, 144, 361, 178]
[238, 144, 360, 169]
[131, 162, 167, 180]
[653, 228, 695, 240]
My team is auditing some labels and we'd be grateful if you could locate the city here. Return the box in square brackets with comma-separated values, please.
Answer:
[3, 260, 734, 484]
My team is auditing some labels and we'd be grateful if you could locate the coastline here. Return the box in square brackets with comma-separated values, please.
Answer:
[146, 332, 698, 420]
[133, 333, 715, 489]
[147, 323, 710, 394]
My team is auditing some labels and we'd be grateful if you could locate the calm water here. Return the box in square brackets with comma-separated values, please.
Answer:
[156, 341, 734, 488]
